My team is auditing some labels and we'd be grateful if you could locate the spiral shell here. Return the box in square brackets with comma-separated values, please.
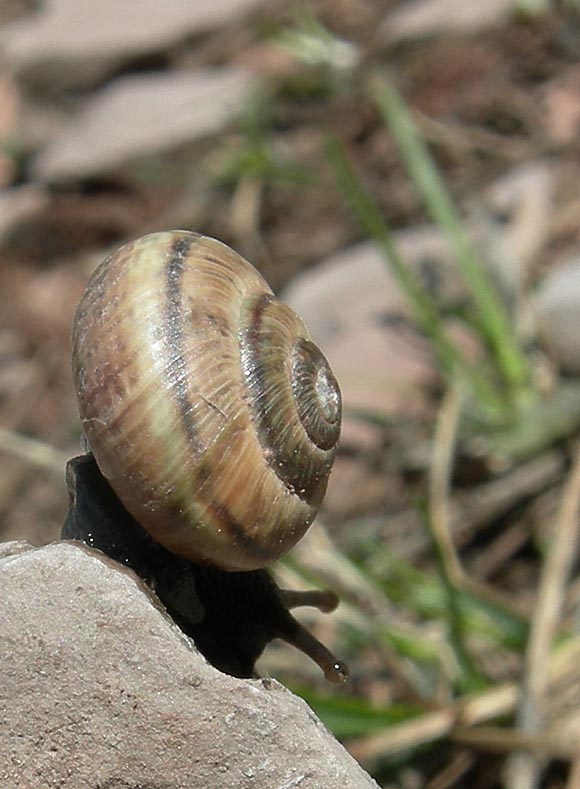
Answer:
[72, 231, 341, 571]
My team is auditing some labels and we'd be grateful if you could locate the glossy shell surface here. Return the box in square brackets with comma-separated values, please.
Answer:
[72, 231, 341, 571]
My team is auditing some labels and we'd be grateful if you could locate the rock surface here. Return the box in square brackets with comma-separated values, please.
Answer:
[477, 161, 552, 303]
[33, 68, 254, 182]
[380, 0, 514, 43]
[2, 0, 264, 88]
[282, 235, 454, 422]
[535, 257, 580, 374]
[282, 230, 459, 346]
[0, 541, 377, 789]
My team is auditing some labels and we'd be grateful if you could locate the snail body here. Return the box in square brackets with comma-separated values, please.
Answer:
[64, 231, 347, 682]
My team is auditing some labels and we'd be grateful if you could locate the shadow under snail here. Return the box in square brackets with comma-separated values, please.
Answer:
[62, 230, 348, 683]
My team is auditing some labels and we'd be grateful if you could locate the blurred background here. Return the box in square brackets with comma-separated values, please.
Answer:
[2, 1, 580, 786]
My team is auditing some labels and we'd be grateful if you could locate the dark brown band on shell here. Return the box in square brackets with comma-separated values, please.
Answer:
[165, 234, 202, 455]
[238, 293, 340, 508]
[164, 236, 277, 564]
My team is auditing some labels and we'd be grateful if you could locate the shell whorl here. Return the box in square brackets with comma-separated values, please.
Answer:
[72, 231, 341, 571]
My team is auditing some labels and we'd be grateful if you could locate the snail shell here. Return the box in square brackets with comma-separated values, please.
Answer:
[72, 231, 341, 572]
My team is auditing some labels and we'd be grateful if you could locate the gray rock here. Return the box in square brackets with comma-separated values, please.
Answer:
[380, 0, 514, 43]
[282, 229, 458, 347]
[0, 540, 35, 560]
[321, 319, 437, 421]
[535, 258, 580, 374]
[470, 161, 553, 318]
[484, 161, 553, 276]
[282, 241, 400, 347]
[2, 0, 264, 88]
[0, 541, 377, 788]
[281, 234, 455, 422]
[32, 68, 255, 182]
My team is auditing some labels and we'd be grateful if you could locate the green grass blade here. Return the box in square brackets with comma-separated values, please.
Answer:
[326, 135, 507, 419]
[290, 689, 421, 739]
[420, 508, 487, 692]
[368, 72, 532, 409]
[368, 545, 528, 650]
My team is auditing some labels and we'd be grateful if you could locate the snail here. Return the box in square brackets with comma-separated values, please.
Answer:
[62, 230, 348, 683]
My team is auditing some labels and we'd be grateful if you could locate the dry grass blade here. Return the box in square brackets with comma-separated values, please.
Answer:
[346, 681, 564, 770]
[347, 683, 516, 767]
[428, 379, 464, 583]
[428, 379, 529, 615]
[348, 708, 456, 763]
[0, 426, 69, 476]
[426, 379, 485, 689]
[506, 443, 580, 789]
[426, 750, 474, 789]
[346, 638, 580, 770]
[452, 725, 579, 761]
